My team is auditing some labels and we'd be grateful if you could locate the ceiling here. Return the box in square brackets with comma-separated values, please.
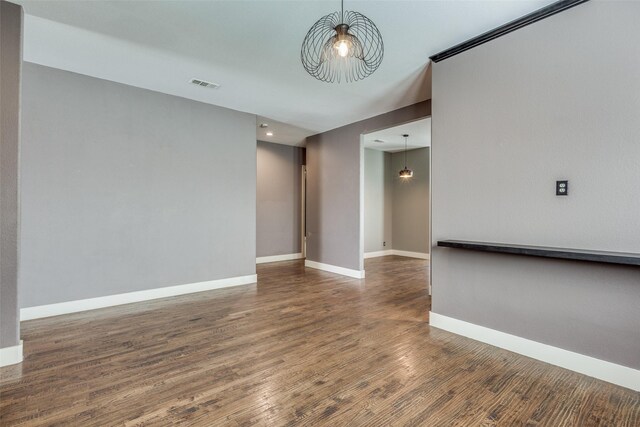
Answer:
[15, 0, 554, 146]
[256, 116, 310, 147]
[364, 118, 431, 153]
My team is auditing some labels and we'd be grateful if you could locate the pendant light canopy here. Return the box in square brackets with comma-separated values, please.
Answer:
[301, 0, 384, 83]
[399, 134, 413, 179]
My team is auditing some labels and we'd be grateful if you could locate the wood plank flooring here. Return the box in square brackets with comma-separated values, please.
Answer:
[1, 256, 638, 426]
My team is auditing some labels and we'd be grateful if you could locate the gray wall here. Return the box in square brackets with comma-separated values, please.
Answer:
[307, 101, 430, 272]
[20, 63, 257, 308]
[256, 140, 304, 257]
[0, 0, 22, 349]
[432, 0, 640, 369]
[364, 149, 393, 253]
[391, 147, 429, 254]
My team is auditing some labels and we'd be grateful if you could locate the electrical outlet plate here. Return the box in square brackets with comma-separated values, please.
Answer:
[556, 180, 568, 196]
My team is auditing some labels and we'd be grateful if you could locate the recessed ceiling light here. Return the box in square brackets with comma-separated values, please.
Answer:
[259, 123, 269, 128]
[266, 131, 274, 136]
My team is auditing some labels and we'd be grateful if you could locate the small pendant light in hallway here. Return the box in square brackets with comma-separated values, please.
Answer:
[399, 134, 413, 178]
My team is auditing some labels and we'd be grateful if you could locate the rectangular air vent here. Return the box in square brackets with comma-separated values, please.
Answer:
[190, 78, 220, 89]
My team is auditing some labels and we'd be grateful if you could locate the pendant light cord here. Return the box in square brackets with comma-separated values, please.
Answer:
[404, 135, 408, 168]
[341, 0, 344, 23]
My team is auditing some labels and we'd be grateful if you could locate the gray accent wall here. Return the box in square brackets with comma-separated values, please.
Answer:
[391, 148, 429, 254]
[307, 101, 430, 272]
[256, 140, 304, 257]
[0, 0, 22, 349]
[431, 0, 640, 369]
[364, 149, 392, 253]
[20, 63, 257, 308]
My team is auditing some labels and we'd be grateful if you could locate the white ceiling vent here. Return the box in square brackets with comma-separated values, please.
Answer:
[190, 78, 220, 89]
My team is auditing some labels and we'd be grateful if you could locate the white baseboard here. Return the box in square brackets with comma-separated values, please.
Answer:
[391, 250, 430, 260]
[304, 260, 365, 279]
[256, 253, 304, 264]
[364, 250, 393, 259]
[0, 340, 23, 367]
[21, 274, 258, 321]
[429, 312, 640, 392]
[364, 250, 430, 260]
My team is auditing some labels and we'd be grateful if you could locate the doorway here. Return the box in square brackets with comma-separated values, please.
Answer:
[360, 117, 432, 292]
[256, 141, 306, 264]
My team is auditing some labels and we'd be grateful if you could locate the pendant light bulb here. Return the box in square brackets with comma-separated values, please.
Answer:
[399, 168, 413, 178]
[336, 40, 350, 57]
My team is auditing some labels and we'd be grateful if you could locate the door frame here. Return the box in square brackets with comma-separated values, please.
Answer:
[301, 165, 307, 258]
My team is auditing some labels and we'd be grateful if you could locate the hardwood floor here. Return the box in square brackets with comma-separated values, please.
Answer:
[1, 256, 638, 426]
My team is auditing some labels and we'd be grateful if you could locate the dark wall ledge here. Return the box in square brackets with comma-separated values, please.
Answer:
[437, 240, 640, 267]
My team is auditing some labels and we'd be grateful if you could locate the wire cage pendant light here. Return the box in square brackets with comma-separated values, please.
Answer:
[301, 0, 384, 83]
[399, 134, 413, 178]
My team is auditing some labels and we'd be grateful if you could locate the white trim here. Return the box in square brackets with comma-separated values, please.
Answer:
[305, 260, 365, 279]
[256, 253, 304, 264]
[364, 250, 394, 259]
[391, 250, 430, 260]
[21, 274, 258, 321]
[359, 134, 365, 271]
[301, 165, 307, 258]
[364, 250, 430, 260]
[429, 312, 640, 392]
[0, 340, 23, 367]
